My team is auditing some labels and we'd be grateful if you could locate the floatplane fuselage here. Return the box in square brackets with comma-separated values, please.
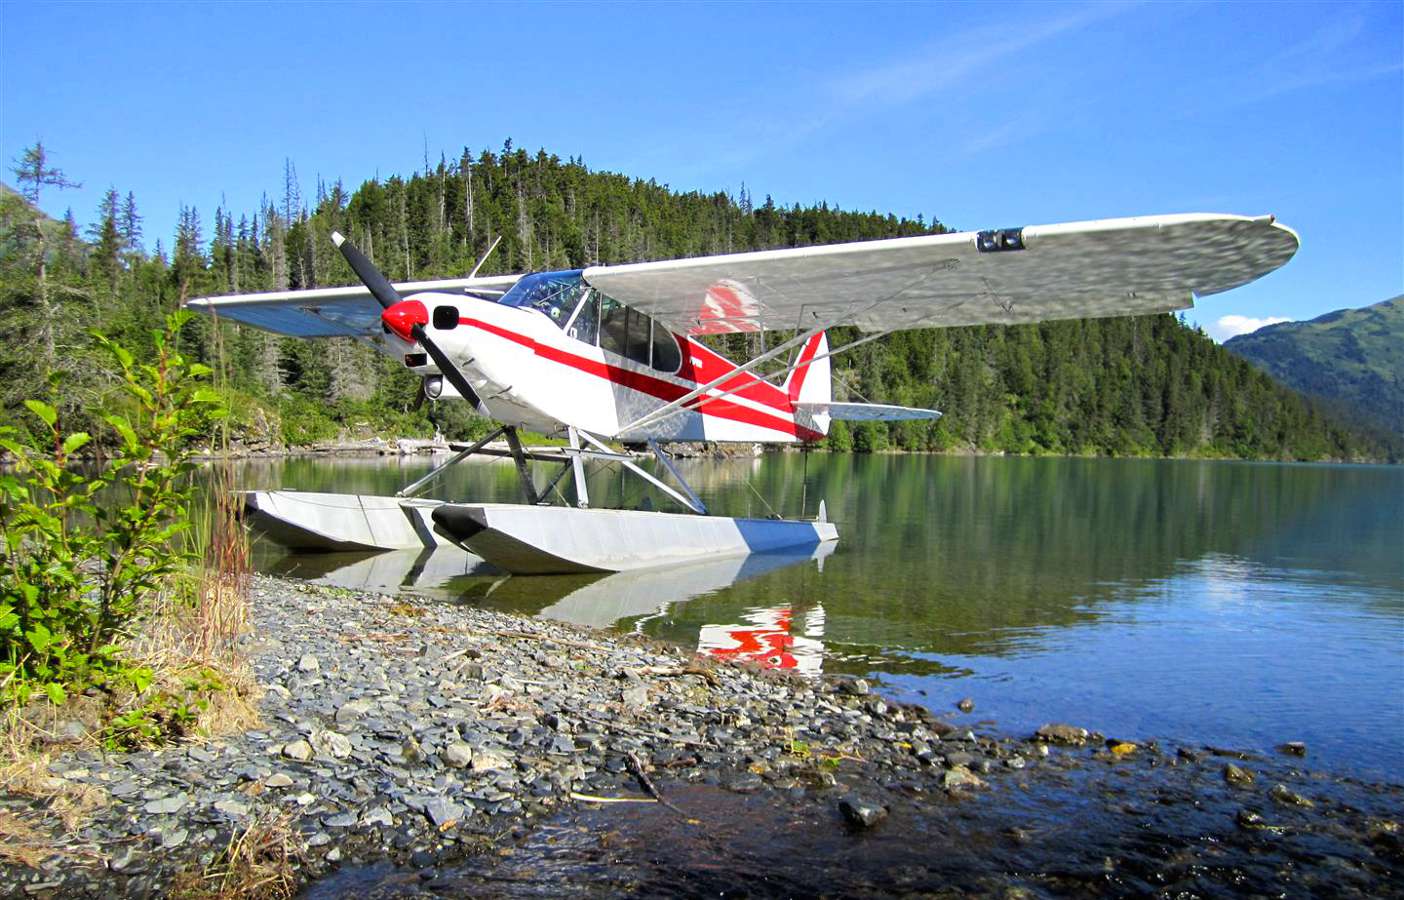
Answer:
[376, 269, 834, 445]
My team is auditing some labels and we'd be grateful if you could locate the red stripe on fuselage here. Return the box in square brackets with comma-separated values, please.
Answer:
[457, 317, 823, 441]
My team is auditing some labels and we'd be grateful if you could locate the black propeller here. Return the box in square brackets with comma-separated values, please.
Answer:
[331, 231, 401, 310]
[331, 230, 483, 409]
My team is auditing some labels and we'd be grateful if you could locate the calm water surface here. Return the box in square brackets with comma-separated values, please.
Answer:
[234, 454, 1403, 780]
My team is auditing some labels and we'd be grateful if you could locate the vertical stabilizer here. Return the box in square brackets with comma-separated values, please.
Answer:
[785, 332, 831, 435]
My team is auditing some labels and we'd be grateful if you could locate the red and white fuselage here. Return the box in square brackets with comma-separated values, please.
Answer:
[378, 290, 832, 444]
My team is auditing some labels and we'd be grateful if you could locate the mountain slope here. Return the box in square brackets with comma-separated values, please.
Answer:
[1225, 297, 1403, 439]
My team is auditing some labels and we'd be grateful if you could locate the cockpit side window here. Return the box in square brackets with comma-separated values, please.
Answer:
[599, 294, 629, 359]
[596, 291, 681, 373]
[650, 322, 681, 373]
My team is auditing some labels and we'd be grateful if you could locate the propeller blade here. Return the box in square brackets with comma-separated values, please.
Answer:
[412, 323, 483, 410]
[331, 231, 401, 310]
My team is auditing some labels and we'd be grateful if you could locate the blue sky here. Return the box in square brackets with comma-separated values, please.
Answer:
[2, 0, 1399, 340]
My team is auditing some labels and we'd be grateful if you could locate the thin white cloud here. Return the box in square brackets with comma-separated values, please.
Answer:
[1211, 314, 1293, 342]
[1222, 12, 1403, 107]
[665, 2, 1134, 180]
[830, 3, 1132, 108]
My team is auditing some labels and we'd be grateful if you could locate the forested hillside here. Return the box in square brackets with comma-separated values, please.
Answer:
[0, 141, 1388, 461]
[1226, 296, 1402, 444]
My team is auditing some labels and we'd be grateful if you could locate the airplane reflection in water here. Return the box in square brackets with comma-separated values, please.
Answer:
[698, 605, 826, 675]
[264, 543, 833, 674]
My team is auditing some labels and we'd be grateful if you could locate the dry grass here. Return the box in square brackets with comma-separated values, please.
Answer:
[170, 809, 305, 899]
[0, 810, 48, 868]
[113, 460, 262, 746]
[0, 707, 109, 870]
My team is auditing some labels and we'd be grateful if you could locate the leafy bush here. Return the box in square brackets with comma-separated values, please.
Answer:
[0, 312, 225, 705]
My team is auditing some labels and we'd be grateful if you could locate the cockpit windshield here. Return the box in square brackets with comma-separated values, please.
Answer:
[498, 270, 587, 329]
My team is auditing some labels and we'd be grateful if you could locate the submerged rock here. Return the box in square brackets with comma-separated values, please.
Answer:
[1034, 724, 1089, 746]
[957, 698, 975, 713]
[839, 795, 888, 828]
[942, 766, 986, 791]
[1269, 784, 1314, 808]
[1223, 763, 1255, 787]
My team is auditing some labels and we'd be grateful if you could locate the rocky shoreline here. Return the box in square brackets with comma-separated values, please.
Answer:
[3, 576, 1400, 897]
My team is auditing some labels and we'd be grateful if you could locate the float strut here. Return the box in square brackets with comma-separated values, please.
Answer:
[396, 426, 506, 498]
[502, 427, 541, 505]
[568, 427, 589, 508]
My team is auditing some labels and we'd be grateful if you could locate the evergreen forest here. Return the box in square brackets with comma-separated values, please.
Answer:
[1, 140, 1389, 461]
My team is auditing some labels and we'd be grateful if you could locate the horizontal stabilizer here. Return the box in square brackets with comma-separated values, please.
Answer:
[794, 401, 941, 422]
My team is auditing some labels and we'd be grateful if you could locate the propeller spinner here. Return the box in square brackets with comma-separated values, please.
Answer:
[330, 231, 482, 408]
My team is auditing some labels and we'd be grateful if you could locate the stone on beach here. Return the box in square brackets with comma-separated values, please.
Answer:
[281, 739, 314, 762]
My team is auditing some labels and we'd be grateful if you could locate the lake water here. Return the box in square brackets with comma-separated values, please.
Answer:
[233, 453, 1404, 781]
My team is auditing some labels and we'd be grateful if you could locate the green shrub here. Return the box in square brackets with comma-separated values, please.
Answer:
[0, 312, 226, 705]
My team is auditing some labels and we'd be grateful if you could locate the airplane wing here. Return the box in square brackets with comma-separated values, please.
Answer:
[582, 213, 1299, 335]
[185, 275, 522, 338]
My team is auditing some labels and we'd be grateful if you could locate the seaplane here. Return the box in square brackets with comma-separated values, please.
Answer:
[188, 211, 1299, 574]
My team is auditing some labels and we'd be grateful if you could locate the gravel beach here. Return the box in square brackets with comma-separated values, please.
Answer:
[3, 575, 1400, 898]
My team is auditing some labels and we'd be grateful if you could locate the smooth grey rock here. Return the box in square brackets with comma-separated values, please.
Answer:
[297, 654, 320, 673]
[265, 773, 294, 788]
[957, 697, 975, 713]
[442, 742, 473, 769]
[325, 846, 342, 863]
[282, 740, 314, 762]
[323, 812, 357, 828]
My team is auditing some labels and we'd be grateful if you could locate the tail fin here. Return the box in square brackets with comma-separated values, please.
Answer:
[785, 332, 831, 435]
